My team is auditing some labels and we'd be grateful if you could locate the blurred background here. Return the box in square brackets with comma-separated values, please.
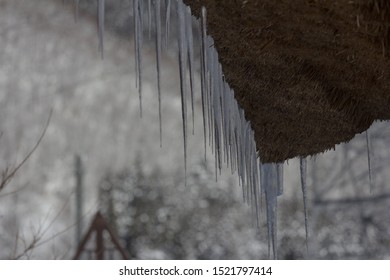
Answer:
[0, 0, 390, 259]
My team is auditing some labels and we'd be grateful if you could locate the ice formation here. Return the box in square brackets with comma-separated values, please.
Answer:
[154, 0, 163, 146]
[300, 157, 309, 253]
[133, 0, 143, 117]
[366, 130, 373, 192]
[70, 0, 328, 258]
[260, 163, 279, 259]
[177, 0, 188, 185]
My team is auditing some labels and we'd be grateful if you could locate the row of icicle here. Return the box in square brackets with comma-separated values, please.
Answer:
[71, 0, 374, 259]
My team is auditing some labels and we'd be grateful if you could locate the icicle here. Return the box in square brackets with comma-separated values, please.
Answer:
[199, 20, 207, 161]
[98, 0, 105, 59]
[134, 0, 143, 117]
[222, 81, 229, 167]
[250, 133, 256, 209]
[237, 113, 244, 189]
[249, 133, 256, 212]
[148, 0, 152, 38]
[154, 0, 163, 147]
[249, 153, 256, 223]
[207, 41, 215, 153]
[200, 7, 209, 161]
[177, 0, 188, 186]
[214, 125, 219, 182]
[276, 163, 284, 196]
[226, 100, 232, 169]
[212, 57, 223, 181]
[234, 126, 240, 181]
[213, 56, 223, 178]
[165, 0, 171, 46]
[230, 94, 238, 175]
[219, 69, 225, 169]
[258, 158, 264, 212]
[238, 110, 246, 188]
[300, 157, 309, 254]
[244, 125, 252, 202]
[186, 7, 195, 135]
[208, 73, 214, 150]
[253, 152, 260, 227]
[217, 65, 226, 167]
[366, 130, 373, 193]
[260, 163, 278, 259]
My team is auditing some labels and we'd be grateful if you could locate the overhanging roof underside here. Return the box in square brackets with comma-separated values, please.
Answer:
[185, 0, 390, 162]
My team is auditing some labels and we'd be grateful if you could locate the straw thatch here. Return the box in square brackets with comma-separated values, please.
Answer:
[358, 0, 390, 55]
[185, 0, 390, 162]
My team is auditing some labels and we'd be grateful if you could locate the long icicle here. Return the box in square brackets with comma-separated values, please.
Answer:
[200, 7, 208, 161]
[222, 79, 229, 167]
[277, 163, 284, 196]
[213, 56, 223, 178]
[185, 7, 195, 135]
[261, 163, 278, 259]
[165, 0, 171, 46]
[207, 38, 215, 154]
[300, 157, 309, 254]
[148, 0, 152, 38]
[154, 0, 163, 147]
[134, 0, 143, 117]
[253, 152, 260, 227]
[199, 18, 207, 161]
[98, 0, 105, 59]
[366, 130, 373, 193]
[133, 0, 138, 89]
[177, 0, 188, 186]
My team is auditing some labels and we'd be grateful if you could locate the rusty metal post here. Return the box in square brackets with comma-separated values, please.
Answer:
[73, 211, 130, 260]
[95, 213, 105, 260]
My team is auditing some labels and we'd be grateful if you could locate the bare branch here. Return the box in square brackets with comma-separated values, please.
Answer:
[314, 193, 390, 207]
[0, 184, 28, 198]
[0, 110, 52, 192]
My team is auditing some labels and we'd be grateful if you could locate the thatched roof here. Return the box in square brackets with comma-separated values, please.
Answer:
[185, 0, 390, 162]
